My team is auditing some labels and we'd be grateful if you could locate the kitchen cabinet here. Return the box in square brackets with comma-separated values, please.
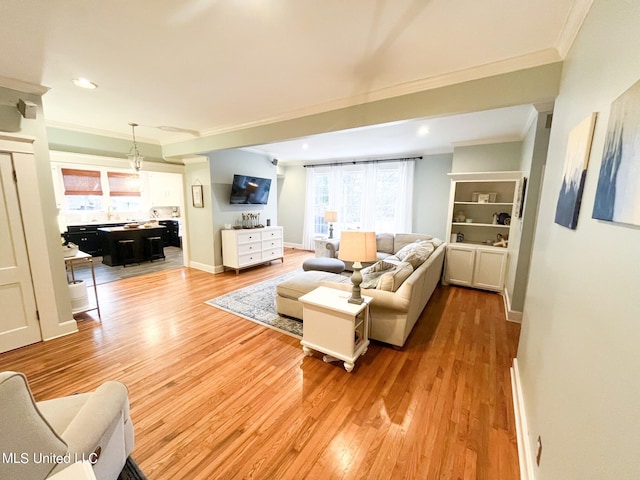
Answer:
[148, 172, 183, 207]
[65, 225, 102, 256]
[159, 220, 181, 247]
[445, 244, 507, 292]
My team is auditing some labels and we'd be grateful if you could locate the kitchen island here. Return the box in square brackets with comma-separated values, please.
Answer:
[98, 225, 165, 266]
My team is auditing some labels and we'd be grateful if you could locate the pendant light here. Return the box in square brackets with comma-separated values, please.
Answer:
[127, 122, 144, 171]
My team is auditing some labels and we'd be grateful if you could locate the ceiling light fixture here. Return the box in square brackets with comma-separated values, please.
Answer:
[127, 123, 144, 172]
[72, 77, 98, 89]
[302, 143, 309, 150]
[418, 125, 430, 136]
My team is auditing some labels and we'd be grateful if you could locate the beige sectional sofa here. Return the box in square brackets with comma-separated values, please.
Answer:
[276, 233, 446, 347]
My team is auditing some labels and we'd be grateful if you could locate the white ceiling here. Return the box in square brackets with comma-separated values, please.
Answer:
[0, 0, 590, 160]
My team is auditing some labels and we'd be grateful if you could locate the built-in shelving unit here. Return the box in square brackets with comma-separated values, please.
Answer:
[444, 171, 523, 292]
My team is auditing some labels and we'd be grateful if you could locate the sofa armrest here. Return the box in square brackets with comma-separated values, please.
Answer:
[325, 239, 340, 258]
[61, 381, 130, 458]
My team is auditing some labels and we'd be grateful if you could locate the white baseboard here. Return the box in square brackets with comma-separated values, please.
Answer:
[511, 358, 535, 480]
[188, 261, 222, 274]
[42, 319, 79, 341]
[283, 242, 305, 249]
[503, 287, 523, 323]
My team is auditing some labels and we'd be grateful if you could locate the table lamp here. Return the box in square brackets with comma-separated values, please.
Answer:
[338, 231, 377, 304]
[324, 210, 337, 239]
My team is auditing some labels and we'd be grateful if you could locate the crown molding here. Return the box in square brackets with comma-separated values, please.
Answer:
[0, 75, 49, 95]
[556, 0, 594, 58]
[46, 120, 160, 144]
[164, 49, 563, 146]
[451, 135, 524, 148]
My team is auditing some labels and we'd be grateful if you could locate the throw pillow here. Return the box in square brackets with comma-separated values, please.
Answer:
[361, 260, 396, 289]
[393, 240, 434, 268]
[376, 233, 395, 254]
[378, 262, 414, 292]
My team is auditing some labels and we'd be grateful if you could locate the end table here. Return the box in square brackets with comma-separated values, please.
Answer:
[299, 286, 372, 372]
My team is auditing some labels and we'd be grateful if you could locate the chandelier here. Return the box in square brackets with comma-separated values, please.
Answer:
[127, 122, 144, 172]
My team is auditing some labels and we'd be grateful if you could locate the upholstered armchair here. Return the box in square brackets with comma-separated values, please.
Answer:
[0, 371, 134, 480]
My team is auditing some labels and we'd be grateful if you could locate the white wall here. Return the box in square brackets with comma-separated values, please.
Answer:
[184, 158, 215, 272]
[412, 154, 452, 240]
[208, 149, 278, 267]
[517, 1, 640, 479]
[278, 165, 306, 247]
[452, 141, 522, 173]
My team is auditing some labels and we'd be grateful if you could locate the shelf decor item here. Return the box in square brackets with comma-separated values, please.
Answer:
[338, 231, 377, 304]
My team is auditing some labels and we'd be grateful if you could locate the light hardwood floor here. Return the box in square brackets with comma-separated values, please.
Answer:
[1, 248, 521, 480]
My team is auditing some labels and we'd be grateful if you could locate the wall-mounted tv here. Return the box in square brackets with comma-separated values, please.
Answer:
[229, 174, 272, 205]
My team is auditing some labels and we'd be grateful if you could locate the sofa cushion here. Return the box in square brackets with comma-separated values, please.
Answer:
[393, 240, 435, 268]
[277, 271, 349, 300]
[377, 261, 414, 292]
[376, 233, 395, 254]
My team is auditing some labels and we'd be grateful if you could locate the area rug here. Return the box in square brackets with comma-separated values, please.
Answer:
[118, 457, 147, 480]
[205, 270, 303, 338]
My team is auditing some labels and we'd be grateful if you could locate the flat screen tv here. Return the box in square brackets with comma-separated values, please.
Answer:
[229, 174, 272, 205]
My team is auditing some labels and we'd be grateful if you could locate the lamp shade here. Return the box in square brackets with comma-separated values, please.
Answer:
[324, 210, 337, 223]
[338, 231, 377, 263]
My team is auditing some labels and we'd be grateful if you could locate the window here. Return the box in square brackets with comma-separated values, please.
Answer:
[61, 168, 103, 211]
[303, 160, 414, 249]
[312, 173, 330, 235]
[107, 172, 141, 212]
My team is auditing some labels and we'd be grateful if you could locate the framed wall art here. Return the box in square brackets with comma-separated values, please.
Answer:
[554, 112, 598, 229]
[593, 79, 640, 226]
[192, 184, 204, 208]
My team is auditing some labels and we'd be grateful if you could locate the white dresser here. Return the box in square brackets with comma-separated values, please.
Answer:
[221, 226, 284, 273]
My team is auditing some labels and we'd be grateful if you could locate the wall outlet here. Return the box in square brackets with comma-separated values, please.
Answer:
[536, 435, 543, 466]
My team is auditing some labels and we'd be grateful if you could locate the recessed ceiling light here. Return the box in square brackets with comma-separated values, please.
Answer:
[417, 125, 430, 136]
[72, 77, 98, 89]
[302, 143, 309, 150]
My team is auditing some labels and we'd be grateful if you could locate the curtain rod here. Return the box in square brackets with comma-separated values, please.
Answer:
[303, 156, 422, 168]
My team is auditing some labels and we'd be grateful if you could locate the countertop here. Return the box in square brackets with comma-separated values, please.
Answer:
[67, 218, 180, 227]
[98, 225, 165, 233]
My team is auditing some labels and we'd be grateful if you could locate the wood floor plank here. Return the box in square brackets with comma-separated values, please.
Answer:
[0, 248, 521, 479]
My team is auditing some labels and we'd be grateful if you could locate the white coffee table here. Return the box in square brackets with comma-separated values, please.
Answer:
[299, 286, 372, 372]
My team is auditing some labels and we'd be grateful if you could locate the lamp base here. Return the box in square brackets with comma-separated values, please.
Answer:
[328, 224, 334, 239]
[348, 262, 364, 304]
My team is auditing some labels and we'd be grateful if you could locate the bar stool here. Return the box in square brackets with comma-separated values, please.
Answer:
[145, 236, 165, 262]
[117, 239, 138, 267]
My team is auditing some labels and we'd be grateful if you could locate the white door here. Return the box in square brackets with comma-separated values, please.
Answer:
[0, 152, 41, 353]
[473, 247, 507, 292]
[445, 245, 476, 286]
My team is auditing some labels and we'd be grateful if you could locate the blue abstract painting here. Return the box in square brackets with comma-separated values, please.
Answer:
[593, 79, 640, 226]
[555, 113, 597, 229]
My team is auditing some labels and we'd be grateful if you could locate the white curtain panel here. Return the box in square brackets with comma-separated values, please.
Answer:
[301, 166, 317, 250]
[302, 159, 415, 248]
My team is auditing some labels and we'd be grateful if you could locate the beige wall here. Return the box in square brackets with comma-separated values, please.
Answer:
[517, 1, 640, 478]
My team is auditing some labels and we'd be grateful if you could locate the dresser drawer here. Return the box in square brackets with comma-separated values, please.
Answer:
[239, 252, 262, 266]
[238, 242, 261, 255]
[262, 238, 282, 250]
[237, 232, 261, 244]
[262, 229, 282, 240]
